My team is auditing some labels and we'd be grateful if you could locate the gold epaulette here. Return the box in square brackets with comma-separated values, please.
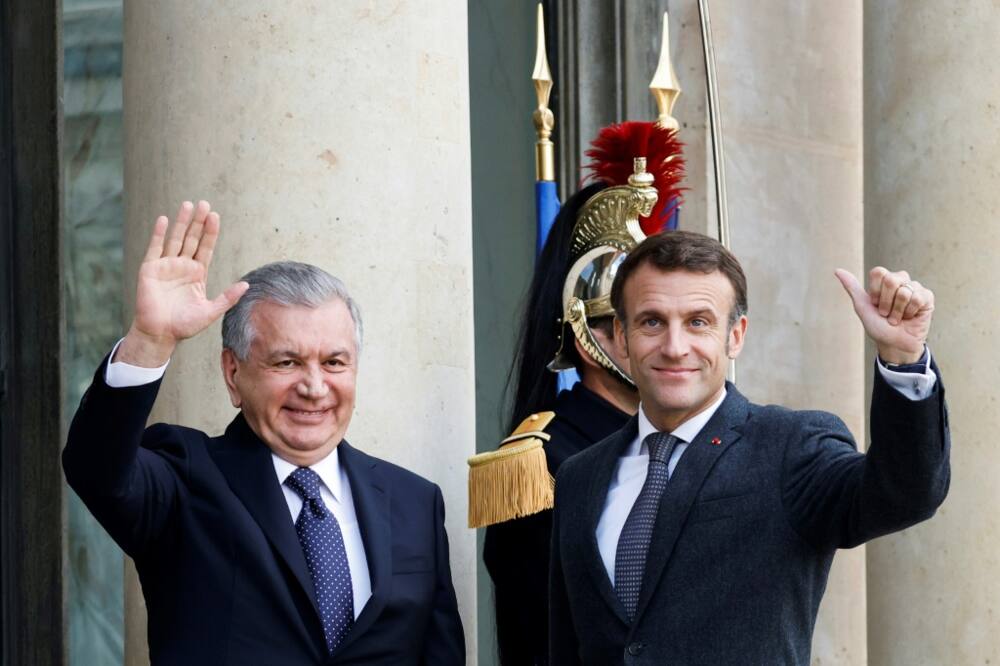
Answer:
[467, 411, 556, 528]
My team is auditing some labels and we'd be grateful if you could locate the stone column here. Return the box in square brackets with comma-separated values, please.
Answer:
[121, 1, 475, 663]
[708, 2, 867, 663]
[865, 3, 1000, 663]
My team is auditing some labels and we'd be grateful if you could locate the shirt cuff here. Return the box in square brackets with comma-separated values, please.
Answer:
[104, 337, 170, 388]
[876, 347, 937, 401]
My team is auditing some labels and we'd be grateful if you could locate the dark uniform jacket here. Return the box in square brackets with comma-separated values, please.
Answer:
[484, 383, 630, 665]
[550, 367, 950, 665]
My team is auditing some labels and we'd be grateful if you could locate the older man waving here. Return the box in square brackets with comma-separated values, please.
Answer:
[63, 201, 465, 665]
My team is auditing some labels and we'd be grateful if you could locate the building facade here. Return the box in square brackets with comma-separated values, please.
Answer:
[1, 1, 996, 664]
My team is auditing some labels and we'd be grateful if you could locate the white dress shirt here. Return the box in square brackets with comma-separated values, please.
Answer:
[104, 339, 373, 619]
[594, 354, 938, 585]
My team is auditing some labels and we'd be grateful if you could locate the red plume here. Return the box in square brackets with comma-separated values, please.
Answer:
[584, 121, 686, 236]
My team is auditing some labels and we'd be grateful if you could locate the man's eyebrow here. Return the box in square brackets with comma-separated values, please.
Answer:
[265, 348, 354, 359]
[632, 307, 662, 321]
[265, 349, 300, 360]
[686, 307, 718, 319]
[631, 306, 718, 321]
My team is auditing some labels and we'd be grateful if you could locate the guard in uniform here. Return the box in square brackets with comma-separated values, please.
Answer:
[468, 122, 685, 665]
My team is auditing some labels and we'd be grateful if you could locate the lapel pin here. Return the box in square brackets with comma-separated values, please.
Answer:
[711, 437, 722, 446]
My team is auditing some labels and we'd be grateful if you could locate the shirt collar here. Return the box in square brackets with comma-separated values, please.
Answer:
[630, 387, 728, 456]
[271, 446, 343, 502]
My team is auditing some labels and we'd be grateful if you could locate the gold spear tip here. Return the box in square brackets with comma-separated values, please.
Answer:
[649, 11, 681, 130]
[531, 2, 555, 181]
[532, 3, 553, 109]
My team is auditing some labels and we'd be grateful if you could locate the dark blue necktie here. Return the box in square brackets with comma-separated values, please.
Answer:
[614, 432, 682, 620]
[285, 467, 354, 653]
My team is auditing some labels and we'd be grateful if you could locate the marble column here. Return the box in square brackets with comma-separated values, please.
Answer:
[865, 3, 1000, 663]
[703, 1, 868, 663]
[121, 1, 476, 663]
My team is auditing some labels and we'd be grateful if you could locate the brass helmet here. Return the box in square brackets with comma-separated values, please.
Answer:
[549, 122, 686, 385]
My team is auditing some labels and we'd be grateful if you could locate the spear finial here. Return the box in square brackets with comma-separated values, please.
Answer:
[532, 3, 555, 181]
[649, 12, 682, 131]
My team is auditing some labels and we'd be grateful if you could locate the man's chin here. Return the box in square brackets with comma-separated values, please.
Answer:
[286, 432, 341, 452]
[648, 391, 695, 414]
[271, 437, 341, 465]
[272, 425, 342, 451]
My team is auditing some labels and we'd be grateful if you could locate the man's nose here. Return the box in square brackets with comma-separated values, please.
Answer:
[659, 325, 689, 358]
[296, 366, 329, 399]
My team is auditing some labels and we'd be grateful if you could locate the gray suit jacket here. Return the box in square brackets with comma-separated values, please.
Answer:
[550, 366, 949, 665]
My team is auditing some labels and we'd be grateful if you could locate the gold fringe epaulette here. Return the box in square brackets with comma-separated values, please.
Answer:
[467, 411, 556, 528]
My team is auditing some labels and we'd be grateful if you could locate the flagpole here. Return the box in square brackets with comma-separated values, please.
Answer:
[697, 0, 730, 250]
[695, 0, 736, 383]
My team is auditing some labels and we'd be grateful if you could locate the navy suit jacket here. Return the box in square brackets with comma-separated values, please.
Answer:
[550, 366, 950, 665]
[63, 361, 465, 665]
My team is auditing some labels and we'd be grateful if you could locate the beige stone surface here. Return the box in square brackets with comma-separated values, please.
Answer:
[865, 3, 1000, 663]
[669, 0, 710, 237]
[121, 1, 476, 663]
[698, 2, 868, 663]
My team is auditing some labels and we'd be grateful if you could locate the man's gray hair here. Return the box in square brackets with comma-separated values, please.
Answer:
[222, 261, 363, 360]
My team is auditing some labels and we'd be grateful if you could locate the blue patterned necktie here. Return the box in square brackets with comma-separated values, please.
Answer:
[285, 467, 354, 653]
[614, 432, 682, 620]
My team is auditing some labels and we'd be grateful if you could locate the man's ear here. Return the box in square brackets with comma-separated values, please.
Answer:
[572, 337, 599, 371]
[220, 349, 243, 408]
[613, 317, 628, 356]
[727, 315, 748, 359]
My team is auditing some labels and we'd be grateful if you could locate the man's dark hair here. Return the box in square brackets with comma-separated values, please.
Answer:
[610, 230, 748, 328]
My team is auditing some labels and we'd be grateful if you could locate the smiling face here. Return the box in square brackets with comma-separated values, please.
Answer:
[221, 299, 358, 466]
[615, 264, 747, 432]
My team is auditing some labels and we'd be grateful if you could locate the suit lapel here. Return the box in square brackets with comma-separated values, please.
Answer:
[209, 415, 320, 618]
[329, 441, 391, 657]
[579, 417, 638, 626]
[632, 384, 750, 623]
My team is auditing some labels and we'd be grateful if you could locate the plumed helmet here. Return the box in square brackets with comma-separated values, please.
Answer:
[549, 121, 686, 384]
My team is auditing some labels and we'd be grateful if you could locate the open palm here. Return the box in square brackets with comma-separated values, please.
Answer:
[123, 201, 248, 363]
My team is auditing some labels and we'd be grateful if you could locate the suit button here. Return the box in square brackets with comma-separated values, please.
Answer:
[627, 642, 645, 656]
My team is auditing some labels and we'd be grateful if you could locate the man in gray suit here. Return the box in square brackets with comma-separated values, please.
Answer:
[549, 231, 949, 665]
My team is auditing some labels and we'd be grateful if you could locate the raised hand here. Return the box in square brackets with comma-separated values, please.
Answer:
[835, 267, 934, 365]
[115, 201, 249, 367]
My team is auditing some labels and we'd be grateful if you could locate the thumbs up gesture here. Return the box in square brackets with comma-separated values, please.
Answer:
[835, 267, 934, 365]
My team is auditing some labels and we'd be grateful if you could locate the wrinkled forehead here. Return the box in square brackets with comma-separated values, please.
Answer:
[626, 266, 736, 313]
